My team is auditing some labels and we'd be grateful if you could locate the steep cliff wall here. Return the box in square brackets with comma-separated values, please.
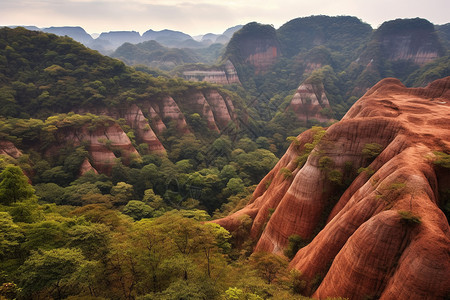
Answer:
[245, 45, 278, 74]
[214, 77, 450, 299]
[289, 82, 332, 123]
[182, 60, 241, 85]
[76, 105, 166, 154]
[55, 122, 139, 174]
[225, 22, 280, 75]
[75, 86, 238, 154]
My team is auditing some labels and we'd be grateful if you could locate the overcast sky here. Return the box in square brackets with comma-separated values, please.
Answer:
[1, 0, 449, 36]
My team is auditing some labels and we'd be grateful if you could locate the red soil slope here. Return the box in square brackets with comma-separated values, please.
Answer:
[214, 77, 450, 299]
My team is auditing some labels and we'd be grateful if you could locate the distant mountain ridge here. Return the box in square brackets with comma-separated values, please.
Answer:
[4, 25, 243, 54]
[4, 16, 449, 130]
[221, 16, 449, 128]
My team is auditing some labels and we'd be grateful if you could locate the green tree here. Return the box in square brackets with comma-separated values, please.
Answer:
[18, 248, 94, 300]
[0, 165, 34, 205]
[111, 182, 134, 205]
[0, 212, 24, 259]
[250, 252, 288, 284]
[123, 200, 154, 221]
[226, 178, 245, 194]
[67, 223, 111, 260]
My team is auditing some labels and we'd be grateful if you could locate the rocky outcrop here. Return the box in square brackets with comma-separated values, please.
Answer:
[184, 91, 220, 132]
[289, 82, 332, 123]
[376, 19, 443, 65]
[76, 87, 238, 149]
[182, 61, 240, 85]
[141, 96, 190, 134]
[225, 22, 280, 74]
[79, 158, 98, 176]
[202, 89, 236, 129]
[55, 122, 139, 174]
[123, 104, 165, 153]
[0, 141, 22, 159]
[76, 105, 166, 154]
[214, 77, 450, 299]
[245, 45, 278, 74]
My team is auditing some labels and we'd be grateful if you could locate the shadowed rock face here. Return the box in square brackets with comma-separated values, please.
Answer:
[214, 77, 450, 299]
[0, 141, 22, 159]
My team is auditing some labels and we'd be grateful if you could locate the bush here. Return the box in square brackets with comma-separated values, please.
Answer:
[284, 234, 306, 260]
[362, 143, 383, 159]
[398, 210, 421, 224]
[280, 167, 293, 179]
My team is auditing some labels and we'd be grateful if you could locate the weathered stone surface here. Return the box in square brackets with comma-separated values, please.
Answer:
[0, 141, 22, 159]
[58, 123, 138, 174]
[214, 77, 450, 299]
[79, 158, 98, 176]
[246, 46, 278, 74]
[123, 104, 165, 153]
[203, 89, 235, 129]
[76, 105, 166, 154]
[289, 82, 332, 123]
[182, 60, 241, 85]
[184, 91, 219, 132]
[144, 95, 190, 134]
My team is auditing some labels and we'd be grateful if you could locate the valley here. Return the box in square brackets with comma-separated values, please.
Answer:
[0, 15, 449, 300]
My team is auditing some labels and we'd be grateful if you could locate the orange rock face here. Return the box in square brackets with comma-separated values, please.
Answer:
[214, 77, 450, 299]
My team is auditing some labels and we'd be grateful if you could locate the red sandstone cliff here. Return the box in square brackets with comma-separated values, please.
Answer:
[214, 77, 450, 299]
[245, 45, 278, 74]
[76, 87, 238, 152]
[289, 82, 333, 123]
[55, 122, 139, 174]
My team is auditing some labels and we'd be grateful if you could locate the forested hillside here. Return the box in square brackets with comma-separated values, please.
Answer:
[220, 17, 450, 126]
[0, 16, 449, 299]
[0, 26, 318, 300]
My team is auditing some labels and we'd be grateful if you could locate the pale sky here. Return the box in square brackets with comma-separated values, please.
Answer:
[1, 0, 449, 36]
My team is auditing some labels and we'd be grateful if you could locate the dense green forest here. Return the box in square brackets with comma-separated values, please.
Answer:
[0, 27, 335, 300]
[222, 17, 450, 122]
[111, 40, 225, 71]
[1, 16, 449, 298]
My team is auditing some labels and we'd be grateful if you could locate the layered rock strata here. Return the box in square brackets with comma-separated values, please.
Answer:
[214, 77, 450, 299]
[289, 82, 333, 123]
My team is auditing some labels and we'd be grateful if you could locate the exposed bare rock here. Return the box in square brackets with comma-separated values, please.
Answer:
[123, 104, 165, 153]
[246, 46, 278, 74]
[182, 61, 241, 85]
[183, 91, 219, 132]
[289, 82, 332, 123]
[57, 123, 139, 174]
[203, 89, 235, 129]
[224, 60, 241, 84]
[76, 105, 165, 154]
[145, 105, 167, 134]
[214, 77, 450, 299]
[0, 141, 22, 159]
[146, 96, 190, 133]
[79, 158, 98, 176]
